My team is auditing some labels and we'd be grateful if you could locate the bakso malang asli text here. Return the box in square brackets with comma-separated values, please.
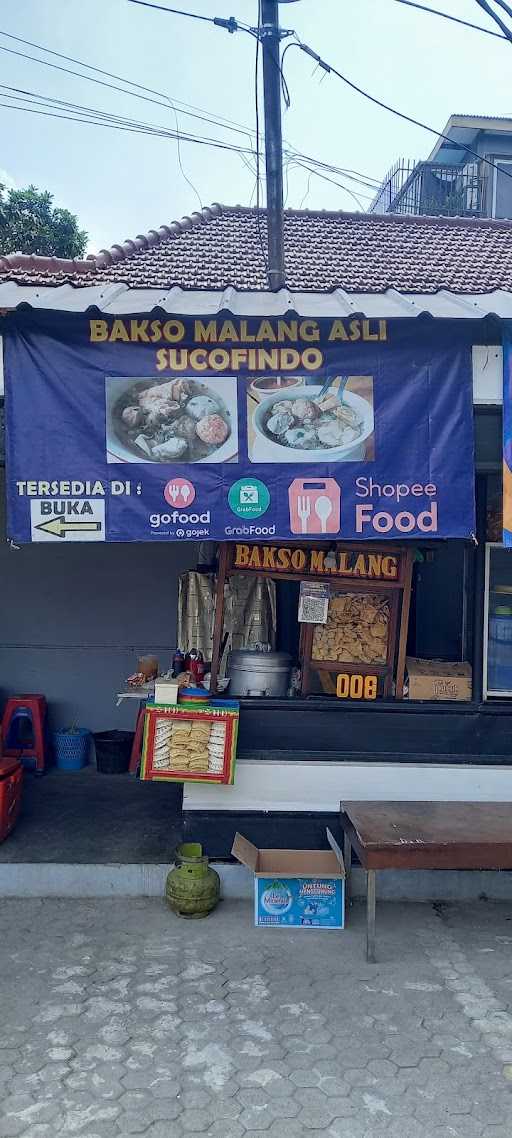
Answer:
[89, 318, 387, 373]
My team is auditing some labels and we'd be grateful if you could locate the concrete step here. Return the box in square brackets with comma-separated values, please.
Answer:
[1, 860, 511, 902]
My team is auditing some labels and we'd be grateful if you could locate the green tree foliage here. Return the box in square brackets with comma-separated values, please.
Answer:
[0, 184, 88, 258]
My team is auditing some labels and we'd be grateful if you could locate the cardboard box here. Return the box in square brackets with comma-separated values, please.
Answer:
[232, 829, 345, 930]
[406, 658, 472, 702]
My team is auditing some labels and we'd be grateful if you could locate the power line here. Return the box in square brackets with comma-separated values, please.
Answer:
[0, 35, 256, 141]
[389, 0, 506, 39]
[474, 0, 512, 41]
[0, 86, 383, 215]
[0, 80, 377, 210]
[0, 85, 246, 166]
[125, 0, 215, 21]
[0, 28, 382, 205]
[0, 95, 258, 155]
[287, 38, 512, 182]
[0, 87, 255, 152]
[287, 158, 372, 206]
[124, 0, 242, 32]
[492, 0, 512, 20]
[0, 30, 377, 180]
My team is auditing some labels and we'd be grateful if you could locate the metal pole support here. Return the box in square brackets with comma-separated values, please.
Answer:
[366, 869, 376, 963]
[261, 0, 285, 290]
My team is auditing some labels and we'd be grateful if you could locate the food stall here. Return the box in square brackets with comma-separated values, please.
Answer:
[209, 541, 414, 700]
[2, 310, 480, 853]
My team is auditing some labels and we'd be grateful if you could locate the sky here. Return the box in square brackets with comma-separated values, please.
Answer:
[0, 0, 509, 254]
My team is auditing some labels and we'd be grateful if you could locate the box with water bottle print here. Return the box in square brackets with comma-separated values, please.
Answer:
[232, 829, 345, 930]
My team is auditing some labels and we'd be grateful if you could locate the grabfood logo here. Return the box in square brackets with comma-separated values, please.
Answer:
[261, 880, 293, 915]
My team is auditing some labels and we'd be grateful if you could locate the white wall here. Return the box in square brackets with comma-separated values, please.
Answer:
[184, 759, 512, 811]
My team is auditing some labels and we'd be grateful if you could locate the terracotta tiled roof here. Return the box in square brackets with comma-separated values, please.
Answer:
[2, 203, 512, 294]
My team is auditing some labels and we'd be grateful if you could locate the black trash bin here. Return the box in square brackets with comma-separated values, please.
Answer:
[93, 730, 133, 774]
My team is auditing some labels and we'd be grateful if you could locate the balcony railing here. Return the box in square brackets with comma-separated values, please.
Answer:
[369, 159, 488, 218]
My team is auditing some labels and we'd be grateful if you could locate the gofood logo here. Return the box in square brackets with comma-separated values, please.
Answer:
[150, 510, 210, 528]
[150, 478, 209, 528]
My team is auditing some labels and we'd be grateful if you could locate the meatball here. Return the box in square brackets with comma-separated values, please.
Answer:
[122, 406, 144, 429]
[271, 400, 293, 417]
[196, 414, 229, 446]
[290, 398, 318, 422]
[187, 395, 221, 421]
[267, 411, 294, 437]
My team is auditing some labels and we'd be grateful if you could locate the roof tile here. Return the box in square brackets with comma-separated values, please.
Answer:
[2, 204, 512, 294]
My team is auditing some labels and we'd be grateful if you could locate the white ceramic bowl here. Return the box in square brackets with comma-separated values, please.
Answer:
[252, 385, 374, 463]
[105, 376, 238, 465]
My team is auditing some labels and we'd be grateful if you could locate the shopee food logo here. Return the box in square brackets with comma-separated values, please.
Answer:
[355, 477, 438, 534]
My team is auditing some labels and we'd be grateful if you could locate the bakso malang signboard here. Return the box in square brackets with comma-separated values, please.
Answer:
[4, 312, 475, 544]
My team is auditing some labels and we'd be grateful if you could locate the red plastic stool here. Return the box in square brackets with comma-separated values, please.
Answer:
[0, 758, 23, 841]
[1, 695, 48, 774]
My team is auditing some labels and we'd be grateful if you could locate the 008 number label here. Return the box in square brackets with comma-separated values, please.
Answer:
[336, 673, 378, 701]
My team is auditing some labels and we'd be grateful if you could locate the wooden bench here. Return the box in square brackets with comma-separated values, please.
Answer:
[340, 801, 512, 962]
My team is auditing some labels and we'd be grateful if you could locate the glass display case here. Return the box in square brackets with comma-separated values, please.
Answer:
[299, 583, 402, 699]
[484, 543, 512, 698]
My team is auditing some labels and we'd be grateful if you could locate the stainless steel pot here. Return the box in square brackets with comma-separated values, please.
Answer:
[227, 648, 292, 698]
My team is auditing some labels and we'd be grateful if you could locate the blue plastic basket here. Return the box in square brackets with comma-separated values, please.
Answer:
[52, 728, 90, 771]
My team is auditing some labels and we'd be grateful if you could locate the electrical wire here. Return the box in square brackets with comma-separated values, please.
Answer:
[0, 26, 387, 217]
[0, 90, 382, 214]
[474, 0, 512, 41]
[1, 78, 375, 211]
[124, 0, 258, 39]
[288, 158, 371, 207]
[0, 29, 382, 203]
[388, 0, 506, 39]
[0, 37, 256, 141]
[491, 0, 512, 20]
[0, 94, 259, 156]
[125, 0, 227, 25]
[299, 169, 313, 210]
[0, 28, 256, 136]
[286, 38, 512, 183]
[164, 94, 203, 209]
[0, 85, 257, 152]
[285, 150, 380, 191]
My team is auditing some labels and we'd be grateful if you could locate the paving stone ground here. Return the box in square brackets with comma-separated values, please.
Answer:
[2, 896, 512, 1137]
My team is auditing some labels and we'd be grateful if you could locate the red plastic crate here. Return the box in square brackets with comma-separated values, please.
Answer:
[0, 758, 23, 842]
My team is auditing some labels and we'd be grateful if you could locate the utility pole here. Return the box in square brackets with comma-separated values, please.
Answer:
[261, 0, 285, 290]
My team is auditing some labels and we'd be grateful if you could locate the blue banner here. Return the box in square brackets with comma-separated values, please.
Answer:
[4, 313, 475, 544]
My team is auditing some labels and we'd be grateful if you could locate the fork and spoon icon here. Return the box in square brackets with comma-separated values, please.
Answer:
[297, 494, 333, 534]
[167, 482, 191, 505]
[289, 477, 341, 535]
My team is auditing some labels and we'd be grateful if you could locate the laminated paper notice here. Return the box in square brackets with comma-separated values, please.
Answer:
[298, 581, 330, 625]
